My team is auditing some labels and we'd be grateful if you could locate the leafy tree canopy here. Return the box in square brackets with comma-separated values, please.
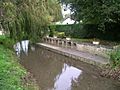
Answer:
[0, 0, 62, 41]
[60, 0, 120, 30]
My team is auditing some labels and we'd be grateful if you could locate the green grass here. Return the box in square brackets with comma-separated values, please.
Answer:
[0, 45, 27, 90]
[0, 35, 15, 49]
[71, 38, 120, 46]
[0, 35, 6, 39]
[71, 38, 93, 43]
[0, 36, 39, 90]
[110, 48, 120, 68]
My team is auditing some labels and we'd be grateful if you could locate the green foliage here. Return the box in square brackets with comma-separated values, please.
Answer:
[61, 0, 120, 30]
[49, 25, 56, 37]
[71, 38, 94, 43]
[50, 24, 98, 39]
[0, 35, 15, 49]
[50, 23, 120, 41]
[49, 30, 54, 37]
[0, 46, 26, 90]
[56, 32, 65, 38]
[110, 48, 120, 67]
[1, 0, 62, 42]
[0, 36, 39, 90]
[54, 24, 72, 37]
[47, 0, 63, 22]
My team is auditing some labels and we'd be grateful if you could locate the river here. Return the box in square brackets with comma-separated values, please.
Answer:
[18, 43, 120, 90]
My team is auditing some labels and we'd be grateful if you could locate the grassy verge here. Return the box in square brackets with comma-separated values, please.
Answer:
[100, 47, 120, 81]
[0, 45, 26, 90]
[71, 38, 120, 46]
[0, 35, 15, 49]
[0, 35, 39, 90]
[71, 38, 93, 43]
[110, 48, 120, 67]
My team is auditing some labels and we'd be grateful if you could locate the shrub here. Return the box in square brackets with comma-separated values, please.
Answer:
[49, 25, 56, 37]
[56, 32, 65, 38]
[0, 35, 15, 49]
[49, 23, 120, 41]
[49, 24, 98, 39]
[110, 48, 120, 67]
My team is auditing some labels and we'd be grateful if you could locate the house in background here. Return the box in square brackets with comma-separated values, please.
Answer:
[56, 17, 77, 25]
[55, 4, 78, 25]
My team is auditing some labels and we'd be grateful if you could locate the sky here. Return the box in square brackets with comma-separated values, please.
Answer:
[61, 4, 71, 18]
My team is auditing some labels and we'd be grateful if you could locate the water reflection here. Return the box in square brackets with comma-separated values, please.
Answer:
[21, 40, 29, 54]
[20, 46, 120, 90]
[53, 64, 82, 90]
[13, 40, 29, 56]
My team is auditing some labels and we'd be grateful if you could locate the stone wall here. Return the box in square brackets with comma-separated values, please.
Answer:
[76, 44, 113, 59]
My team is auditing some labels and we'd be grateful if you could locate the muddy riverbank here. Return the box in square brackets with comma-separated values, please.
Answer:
[100, 66, 120, 81]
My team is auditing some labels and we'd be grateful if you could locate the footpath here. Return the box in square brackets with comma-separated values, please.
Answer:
[37, 43, 109, 67]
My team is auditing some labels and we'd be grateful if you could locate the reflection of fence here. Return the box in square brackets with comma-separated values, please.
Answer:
[43, 37, 77, 48]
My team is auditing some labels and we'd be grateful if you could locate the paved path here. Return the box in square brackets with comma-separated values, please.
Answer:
[37, 43, 109, 67]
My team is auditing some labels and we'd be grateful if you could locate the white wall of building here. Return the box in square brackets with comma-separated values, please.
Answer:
[56, 4, 78, 25]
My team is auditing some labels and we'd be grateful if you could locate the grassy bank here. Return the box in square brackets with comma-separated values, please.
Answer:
[0, 45, 26, 90]
[0, 35, 39, 90]
[101, 48, 120, 81]
[0, 35, 15, 49]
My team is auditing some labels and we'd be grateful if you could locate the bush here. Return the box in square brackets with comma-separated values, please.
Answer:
[0, 35, 15, 49]
[49, 25, 56, 37]
[56, 32, 66, 38]
[49, 24, 98, 39]
[110, 48, 120, 67]
[49, 23, 120, 41]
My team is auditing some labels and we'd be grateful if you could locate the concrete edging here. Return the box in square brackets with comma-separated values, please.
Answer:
[36, 43, 109, 67]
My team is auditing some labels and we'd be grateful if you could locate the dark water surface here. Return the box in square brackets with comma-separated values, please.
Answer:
[20, 45, 120, 90]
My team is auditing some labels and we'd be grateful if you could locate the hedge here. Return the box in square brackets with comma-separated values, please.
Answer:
[49, 23, 120, 41]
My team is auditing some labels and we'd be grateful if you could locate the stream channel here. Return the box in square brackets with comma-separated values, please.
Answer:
[15, 41, 120, 90]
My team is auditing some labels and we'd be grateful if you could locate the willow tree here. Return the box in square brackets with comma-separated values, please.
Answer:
[0, 0, 62, 42]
